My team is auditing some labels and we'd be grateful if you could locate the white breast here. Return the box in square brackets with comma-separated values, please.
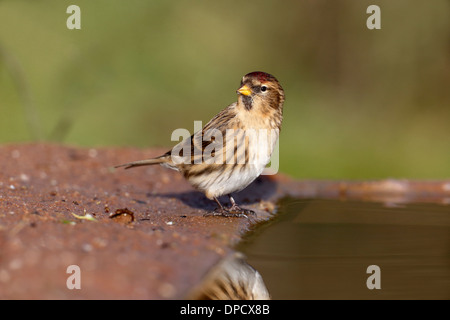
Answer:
[191, 128, 279, 199]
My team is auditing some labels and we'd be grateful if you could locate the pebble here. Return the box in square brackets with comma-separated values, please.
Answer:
[88, 149, 98, 158]
[158, 282, 176, 298]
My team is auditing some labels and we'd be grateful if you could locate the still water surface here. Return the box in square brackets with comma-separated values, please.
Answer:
[237, 198, 450, 299]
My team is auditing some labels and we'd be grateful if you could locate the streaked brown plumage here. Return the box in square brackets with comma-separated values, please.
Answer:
[116, 71, 285, 217]
[187, 253, 271, 300]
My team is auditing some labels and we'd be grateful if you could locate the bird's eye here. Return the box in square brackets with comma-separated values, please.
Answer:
[261, 85, 267, 92]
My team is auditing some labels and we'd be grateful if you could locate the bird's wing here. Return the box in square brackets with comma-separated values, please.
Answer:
[166, 103, 238, 165]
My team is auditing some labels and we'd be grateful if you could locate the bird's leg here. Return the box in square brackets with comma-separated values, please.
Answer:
[204, 197, 251, 218]
[228, 195, 255, 217]
[213, 197, 228, 214]
[203, 197, 230, 217]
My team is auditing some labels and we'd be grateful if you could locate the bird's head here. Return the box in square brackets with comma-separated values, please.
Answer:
[236, 71, 285, 112]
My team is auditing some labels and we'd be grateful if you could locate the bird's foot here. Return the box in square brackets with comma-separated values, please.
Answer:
[204, 206, 253, 218]
[228, 204, 255, 217]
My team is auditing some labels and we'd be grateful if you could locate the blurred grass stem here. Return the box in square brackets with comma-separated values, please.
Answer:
[0, 42, 43, 141]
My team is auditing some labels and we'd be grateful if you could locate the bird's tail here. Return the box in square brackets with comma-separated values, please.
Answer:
[115, 154, 170, 170]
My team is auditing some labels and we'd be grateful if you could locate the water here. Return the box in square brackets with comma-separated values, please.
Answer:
[237, 198, 450, 299]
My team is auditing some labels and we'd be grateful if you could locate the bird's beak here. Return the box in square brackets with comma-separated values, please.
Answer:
[237, 84, 252, 96]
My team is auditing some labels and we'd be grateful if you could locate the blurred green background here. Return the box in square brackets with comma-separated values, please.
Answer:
[1, 0, 449, 179]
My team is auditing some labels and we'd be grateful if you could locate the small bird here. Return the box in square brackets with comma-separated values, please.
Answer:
[115, 71, 285, 217]
[187, 252, 271, 300]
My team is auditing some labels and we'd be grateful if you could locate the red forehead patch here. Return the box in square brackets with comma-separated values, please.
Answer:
[245, 71, 273, 83]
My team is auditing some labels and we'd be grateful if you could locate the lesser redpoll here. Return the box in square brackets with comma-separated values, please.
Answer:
[116, 72, 285, 217]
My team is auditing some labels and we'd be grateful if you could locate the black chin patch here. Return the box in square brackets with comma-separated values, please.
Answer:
[242, 95, 253, 110]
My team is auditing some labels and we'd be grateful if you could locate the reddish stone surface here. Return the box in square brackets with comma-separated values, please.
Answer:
[0, 144, 277, 299]
[0, 143, 449, 299]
